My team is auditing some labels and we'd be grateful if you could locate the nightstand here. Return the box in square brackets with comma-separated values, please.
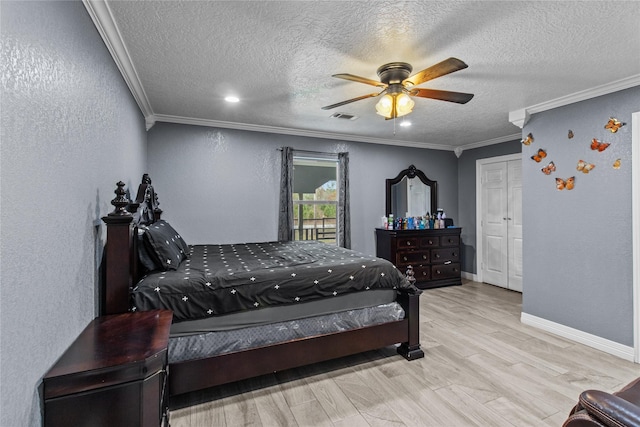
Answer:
[43, 310, 172, 427]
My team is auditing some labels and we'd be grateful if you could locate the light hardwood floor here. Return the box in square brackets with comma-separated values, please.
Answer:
[169, 280, 639, 426]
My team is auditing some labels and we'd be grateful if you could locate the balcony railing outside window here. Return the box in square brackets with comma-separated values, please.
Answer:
[293, 216, 336, 243]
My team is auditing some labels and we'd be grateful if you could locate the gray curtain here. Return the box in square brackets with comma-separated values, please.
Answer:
[337, 152, 351, 249]
[278, 147, 294, 241]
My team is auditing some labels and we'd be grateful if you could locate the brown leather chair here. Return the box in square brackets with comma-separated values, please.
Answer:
[563, 377, 640, 427]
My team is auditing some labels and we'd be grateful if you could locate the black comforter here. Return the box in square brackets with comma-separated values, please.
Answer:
[132, 240, 414, 322]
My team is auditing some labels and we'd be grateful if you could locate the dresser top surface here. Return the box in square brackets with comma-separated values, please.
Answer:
[44, 309, 173, 380]
[375, 227, 461, 234]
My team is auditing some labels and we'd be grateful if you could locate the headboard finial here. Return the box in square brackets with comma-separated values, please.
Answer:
[108, 181, 132, 217]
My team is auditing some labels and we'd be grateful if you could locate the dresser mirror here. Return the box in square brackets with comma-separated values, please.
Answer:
[386, 165, 437, 217]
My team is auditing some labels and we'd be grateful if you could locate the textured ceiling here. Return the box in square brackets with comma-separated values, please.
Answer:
[93, 1, 640, 151]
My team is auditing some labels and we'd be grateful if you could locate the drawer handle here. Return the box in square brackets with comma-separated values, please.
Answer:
[428, 240, 433, 245]
[435, 254, 440, 259]
[406, 241, 411, 246]
[448, 239, 453, 243]
[444, 261, 452, 265]
[403, 256, 408, 261]
[436, 270, 441, 275]
[422, 255, 427, 259]
[452, 252, 457, 256]
[422, 271, 427, 276]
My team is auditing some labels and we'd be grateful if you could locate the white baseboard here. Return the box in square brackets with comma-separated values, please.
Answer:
[521, 312, 635, 362]
[461, 271, 478, 282]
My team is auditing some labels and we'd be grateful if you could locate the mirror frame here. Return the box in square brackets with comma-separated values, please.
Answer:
[385, 165, 437, 217]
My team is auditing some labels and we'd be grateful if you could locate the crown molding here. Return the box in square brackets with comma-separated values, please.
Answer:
[153, 115, 524, 155]
[457, 133, 522, 154]
[509, 74, 640, 128]
[151, 114, 458, 151]
[82, 0, 154, 118]
[508, 109, 530, 129]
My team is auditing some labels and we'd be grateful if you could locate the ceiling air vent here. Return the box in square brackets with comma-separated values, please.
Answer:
[330, 112, 358, 121]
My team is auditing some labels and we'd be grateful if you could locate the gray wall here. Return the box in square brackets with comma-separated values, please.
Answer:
[457, 140, 523, 273]
[2, 3, 635, 425]
[522, 87, 640, 346]
[0, 2, 147, 425]
[147, 123, 459, 257]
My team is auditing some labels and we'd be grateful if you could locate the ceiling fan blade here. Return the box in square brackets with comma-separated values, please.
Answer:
[403, 57, 468, 87]
[410, 88, 474, 104]
[332, 73, 387, 88]
[321, 92, 383, 110]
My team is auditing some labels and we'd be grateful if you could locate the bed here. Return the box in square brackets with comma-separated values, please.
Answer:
[102, 175, 423, 397]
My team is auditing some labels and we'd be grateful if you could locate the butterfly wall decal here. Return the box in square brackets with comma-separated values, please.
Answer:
[531, 149, 547, 162]
[604, 117, 624, 133]
[590, 138, 610, 152]
[556, 177, 575, 191]
[613, 159, 621, 169]
[576, 159, 595, 174]
[522, 133, 534, 146]
[568, 130, 574, 139]
[541, 161, 556, 175]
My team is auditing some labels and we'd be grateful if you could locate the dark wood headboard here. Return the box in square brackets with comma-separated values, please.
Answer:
[101, 175, 161, 315]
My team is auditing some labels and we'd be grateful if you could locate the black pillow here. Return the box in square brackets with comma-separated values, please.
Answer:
[143, 220, 189, 270]
[137, 230, 162, 272]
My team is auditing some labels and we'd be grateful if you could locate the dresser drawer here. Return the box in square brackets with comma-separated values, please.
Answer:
[396, 251, 429, 266]
[396, 237, 419, 249]
[413, 266, 431, 281]
[440, 235, 460, 247]
[430, 247, 460, 264]
[419, 237, 439, 248]
[431, 263, 460, 279]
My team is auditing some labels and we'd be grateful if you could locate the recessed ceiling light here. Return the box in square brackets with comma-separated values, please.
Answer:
[224, 96, 240, 103]
[400, 121, 411, 127]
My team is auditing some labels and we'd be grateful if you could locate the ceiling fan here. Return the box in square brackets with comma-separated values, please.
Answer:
[321, 57, 474, 119]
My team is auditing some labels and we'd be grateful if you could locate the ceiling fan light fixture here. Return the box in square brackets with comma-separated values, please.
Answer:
[224, 95, 240, 103]
[375, 92, 414, 119]
[375, 94, 394, 118]
[395, 93, 415, 117]
[323, 57, 472, 119]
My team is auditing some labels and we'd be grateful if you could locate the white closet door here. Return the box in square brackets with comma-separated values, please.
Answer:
[481, 162, 508, 287]
[507, 160, 523, 292]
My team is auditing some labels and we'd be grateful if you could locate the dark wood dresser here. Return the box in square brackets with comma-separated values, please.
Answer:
[375, 227, 462, 289]
[43, 310, 173, 427]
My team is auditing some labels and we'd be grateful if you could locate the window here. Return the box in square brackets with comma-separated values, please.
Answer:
[292, 153, 338, 244]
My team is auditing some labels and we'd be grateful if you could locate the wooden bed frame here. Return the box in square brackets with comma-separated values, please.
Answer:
[102, 177, 424, 397]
